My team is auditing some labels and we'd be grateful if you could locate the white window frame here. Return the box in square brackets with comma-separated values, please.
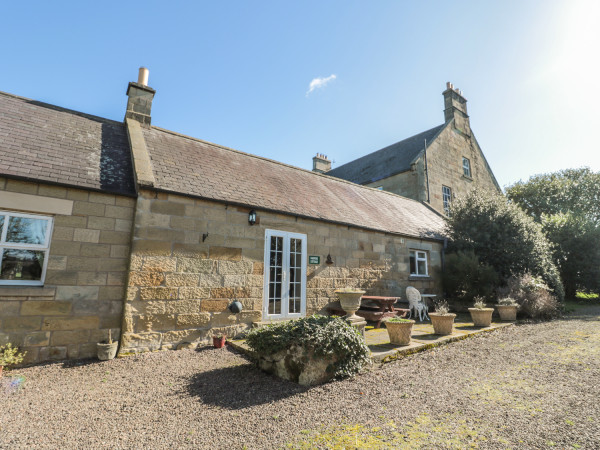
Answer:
[409, 250, 428, 277]
[442, 185, 452, 216]
[462, 157, 472, 177]
[0, 210, 53, 286]
[263, 229, 307, 320]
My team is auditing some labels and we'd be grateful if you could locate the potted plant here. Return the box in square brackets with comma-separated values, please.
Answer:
[97, 329, 118, 361]
[0, 343, 26, 377]
[496, 297, 519, 321]
[384, 317, 415, 346]
[213, 335, 226, 349]
[468, 297, 494, 327]
[429, 301, 456, 335]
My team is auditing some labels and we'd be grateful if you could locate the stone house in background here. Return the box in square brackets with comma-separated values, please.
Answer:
[320, 82, 501, 215]
[0, 69, 445, 363]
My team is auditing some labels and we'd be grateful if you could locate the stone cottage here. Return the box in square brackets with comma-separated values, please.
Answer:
[322, 82, 501, 215]
[0, 69, 446, 363]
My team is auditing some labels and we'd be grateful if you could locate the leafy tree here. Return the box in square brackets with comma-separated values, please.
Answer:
[446, 189, 564, 300]
[507, 168, 600, 297]
[507, 167, 600, 225]
[443, 251, 499, 302]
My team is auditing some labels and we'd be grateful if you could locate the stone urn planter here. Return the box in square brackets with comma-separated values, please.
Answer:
[335, 289, 366, 321]
[384, 318, 415, 346]
[429, 313, 456, 335]
[97, 330, 118, 361]
[468, 308, 494, 327]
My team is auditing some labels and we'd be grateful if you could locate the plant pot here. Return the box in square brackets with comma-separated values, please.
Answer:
[335, 289, 366, 323]
[429, 313, 456, 335]
[213, 336, 226, 348]
[468, 308, 494, 327]
[97, 342, 118, 361]
[496, 305, 518, 321]
[385, 320, 414, 346]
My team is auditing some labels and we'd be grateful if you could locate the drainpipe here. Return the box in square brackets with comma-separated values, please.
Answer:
[424, 139, 430, 203]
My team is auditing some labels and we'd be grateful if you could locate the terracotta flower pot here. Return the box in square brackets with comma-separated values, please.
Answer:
[429, 313, 456, 335]
[468, 308, 494, 327]
[385, 320, 414, 346]
[213, 336, 226, 348]
[97, 341, 118, 361]
[496, 305, 518, 321]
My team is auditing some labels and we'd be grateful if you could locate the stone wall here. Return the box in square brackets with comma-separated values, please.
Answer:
[121, 189, 443, 353]
[0, 177, 135, 364]
[364, 159, 426, 202]
[425, 125, 500, 214]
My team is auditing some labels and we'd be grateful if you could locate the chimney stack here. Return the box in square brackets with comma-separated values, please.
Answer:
[125, 67, 156, 125]
[443, 82, 470, 135]
[312, 153, 331, 173]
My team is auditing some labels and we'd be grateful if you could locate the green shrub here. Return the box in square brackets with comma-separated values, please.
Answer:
[245, 315, 370, 380]
[498, 273, 559, 320]
[0, 343, 26, 367]
[446, 190, 564, 301]
[443, 251, 499, 302]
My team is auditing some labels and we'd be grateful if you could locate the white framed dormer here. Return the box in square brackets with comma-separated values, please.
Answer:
[263, 229, 307, 320]
[0, 210, 54, 286]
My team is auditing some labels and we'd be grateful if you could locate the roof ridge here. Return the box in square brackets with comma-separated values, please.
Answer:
[148, 125, 427, 206]
[0, 90, 123, 126]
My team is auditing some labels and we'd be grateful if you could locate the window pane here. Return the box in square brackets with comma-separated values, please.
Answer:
[0, 216, 4, 233]
[6, 216, 48, 245]
[417, 259, 426, 275]
[0, 249, 45, 280]
[409, 252, 416, 274]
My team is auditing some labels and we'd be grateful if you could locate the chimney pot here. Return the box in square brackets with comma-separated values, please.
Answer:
[446, 82, 451, 89]
[138, 67, 149, 86]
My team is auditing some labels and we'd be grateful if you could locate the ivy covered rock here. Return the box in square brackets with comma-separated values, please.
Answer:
[245, 315, 370, 385]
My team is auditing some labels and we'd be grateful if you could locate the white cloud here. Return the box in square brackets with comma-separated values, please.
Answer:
[306, 74, 337, 96]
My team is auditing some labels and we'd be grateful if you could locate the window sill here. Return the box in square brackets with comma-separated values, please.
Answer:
[408, 275, 430, 281]
[461, 175, 474, 182]
[0, 286, 56, 298]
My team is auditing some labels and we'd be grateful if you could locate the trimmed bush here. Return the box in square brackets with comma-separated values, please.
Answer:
[498, 273, 559, 320]
[446, 190, 564, 301]
[245, 315, 370, 381]
[443, 251, 499, 303]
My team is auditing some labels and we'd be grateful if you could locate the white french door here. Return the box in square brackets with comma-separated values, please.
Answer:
[263, 229, 307, 319]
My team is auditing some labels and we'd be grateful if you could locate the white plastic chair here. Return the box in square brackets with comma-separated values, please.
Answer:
[406, 286, 429, 322]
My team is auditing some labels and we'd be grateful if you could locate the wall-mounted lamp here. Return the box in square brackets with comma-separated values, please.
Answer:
[326, 253, 334, 265]
[228, 300, 243, 314]
[248, 210, 257, 226]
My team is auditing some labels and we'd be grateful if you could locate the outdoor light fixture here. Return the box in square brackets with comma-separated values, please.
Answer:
[326, 253, 334, 265]
[248, 210, 257, 225]
[228, 300, 243, 314]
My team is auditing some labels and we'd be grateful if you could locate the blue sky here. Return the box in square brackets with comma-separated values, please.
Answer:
[1, 1, 598, 189]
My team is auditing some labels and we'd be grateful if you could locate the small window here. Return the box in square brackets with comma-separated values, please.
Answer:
[409, 250, 428, 276]
[0, 211, 53, 286]
[462, 157, 471, 177]
[375, 186, 383, 190]
[442, 185, 452, 216]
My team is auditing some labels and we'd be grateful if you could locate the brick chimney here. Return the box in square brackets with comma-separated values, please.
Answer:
[443, 82, 470, 135]
[312, 153, 331, 173]
[125, 67, 156, 125]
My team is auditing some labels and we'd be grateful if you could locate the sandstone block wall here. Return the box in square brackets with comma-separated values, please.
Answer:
[0, 177, 135, 364]
[121, 189, 443, 353]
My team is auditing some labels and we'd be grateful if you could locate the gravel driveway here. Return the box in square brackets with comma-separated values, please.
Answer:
[2, 306, 599, 449]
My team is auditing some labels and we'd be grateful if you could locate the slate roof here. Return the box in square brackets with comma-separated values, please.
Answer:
[326, 124, 446, 185]
[0, 91, 135, 196]
[143, 127, 446, 240]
